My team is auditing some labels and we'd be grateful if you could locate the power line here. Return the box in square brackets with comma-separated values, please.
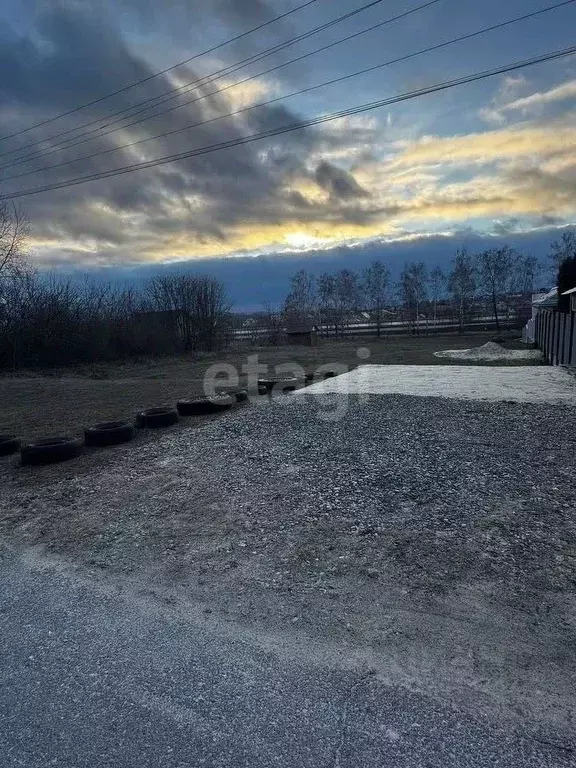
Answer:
[0, 0, 392, 160]
[0, 0, 323, 142]
[3, 1, 572, 183]
[2, 44, 574, 202]
[0, 0, 440, 166]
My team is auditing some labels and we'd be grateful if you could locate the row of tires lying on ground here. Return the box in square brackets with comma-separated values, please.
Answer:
[0, 371, 336, 467]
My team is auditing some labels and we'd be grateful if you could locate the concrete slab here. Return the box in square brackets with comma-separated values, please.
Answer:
[294, 364, 576, 403]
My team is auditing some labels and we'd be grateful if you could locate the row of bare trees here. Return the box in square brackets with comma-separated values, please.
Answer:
[283, 264, 393, 337]
[281, 244, 553, 335]
[0, 271, 231, 370]
[0, 204, 231, 370]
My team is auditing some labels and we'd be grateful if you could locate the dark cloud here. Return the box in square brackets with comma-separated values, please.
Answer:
[491, 217, 520, 236]
[0, 0, 380, 260]
[535, 214, 565, 228]
[314, 160, 368, 200]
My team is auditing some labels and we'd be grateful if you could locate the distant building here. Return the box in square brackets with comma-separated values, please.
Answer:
[522, 288, 556, 343]
[286, 323, 319, 347]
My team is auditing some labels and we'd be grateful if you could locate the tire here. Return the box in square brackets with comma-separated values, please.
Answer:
[177, 395, 234, 416]
[137, 407, 179, 428]
[21, 437, 82, 466]
[214, 387, 248, 403]
[0, 435, 20, 457]
[244, 384, 268, 396]
[323, 370, 337, 379]
[84, 421, 136, 447]
[257, 377, 299, 393]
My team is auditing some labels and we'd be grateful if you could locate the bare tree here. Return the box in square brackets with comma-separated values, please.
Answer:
[361, 260, 390, 337]
[476, 246, 516, 332]
[318, 273, 339, 335]
[336, 269, 359, 331]
[262, 301, 284, 345]
[0, 202, 29, 280]
[317, 269, 360, 335]
[513, 254, 540, 296]
[399, 262, 428, 333]
[146, 273, 230, 351]
[429, 266, 446, 326]
[282, 269, 317, 327]
[448, 250, 475, 333]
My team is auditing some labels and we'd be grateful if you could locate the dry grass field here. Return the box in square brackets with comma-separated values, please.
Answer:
[0, 332, 530, 441]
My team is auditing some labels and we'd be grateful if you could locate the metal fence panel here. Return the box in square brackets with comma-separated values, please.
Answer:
[535, 309, 576, 365]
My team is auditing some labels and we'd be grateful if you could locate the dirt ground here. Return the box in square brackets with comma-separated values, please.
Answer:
[0, 373, 575, 742]
[3, 332, 573, 743]
[0, 332, 531, 441]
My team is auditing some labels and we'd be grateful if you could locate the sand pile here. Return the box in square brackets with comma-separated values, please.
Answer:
[433, 341, 542, 362]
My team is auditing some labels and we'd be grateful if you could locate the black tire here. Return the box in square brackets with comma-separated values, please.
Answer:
[84, 421, 136, 447]
[137, 407, 179, 428]
[257, 377, 299, 393]
[0, 435, 20, 457]
[214, 387, 248, 403]
[21, 437, 82, 466]
[177, 395, 234, 416]
[323, 370, 337, 379]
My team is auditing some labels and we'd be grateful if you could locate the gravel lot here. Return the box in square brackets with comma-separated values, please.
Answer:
[1, 388, 575, 741]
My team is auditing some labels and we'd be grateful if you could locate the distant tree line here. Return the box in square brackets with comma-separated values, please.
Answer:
[280, 234, 576, 336]
[2, 193, 576, 369]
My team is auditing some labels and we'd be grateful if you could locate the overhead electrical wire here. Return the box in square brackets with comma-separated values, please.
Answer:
[2, 44, 574, 202]
[0, 0, 324, 141]
[0, 0, 441, 165]
[0, 0, 396, 158]
[2, 0, 573, 183]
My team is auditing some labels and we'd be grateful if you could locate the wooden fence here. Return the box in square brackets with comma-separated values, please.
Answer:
[535, 309, 576, 365]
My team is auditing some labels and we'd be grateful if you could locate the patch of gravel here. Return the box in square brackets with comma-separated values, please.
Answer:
[434, 341, 543, 362]
[0, 393, 575, 735]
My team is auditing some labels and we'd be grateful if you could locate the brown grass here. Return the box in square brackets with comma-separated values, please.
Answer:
[0, 332, 529, 441]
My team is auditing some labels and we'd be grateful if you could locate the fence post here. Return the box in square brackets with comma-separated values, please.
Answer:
[550, 311, 556, 364]
[562, 313, 570, 365]
[552, 312, 558, 364]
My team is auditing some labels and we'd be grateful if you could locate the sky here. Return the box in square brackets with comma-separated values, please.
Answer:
[1, 0, 576, 309]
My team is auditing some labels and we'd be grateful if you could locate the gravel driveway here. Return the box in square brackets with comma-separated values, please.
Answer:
[1, 381, 575, 744]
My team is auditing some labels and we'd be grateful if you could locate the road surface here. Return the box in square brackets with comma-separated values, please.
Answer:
[0, 547, 573, 768]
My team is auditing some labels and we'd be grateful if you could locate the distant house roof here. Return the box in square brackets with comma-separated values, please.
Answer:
[533, 287, 558, 308]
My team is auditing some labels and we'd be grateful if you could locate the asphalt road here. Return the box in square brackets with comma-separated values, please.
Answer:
[0, 548, 573, 768]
